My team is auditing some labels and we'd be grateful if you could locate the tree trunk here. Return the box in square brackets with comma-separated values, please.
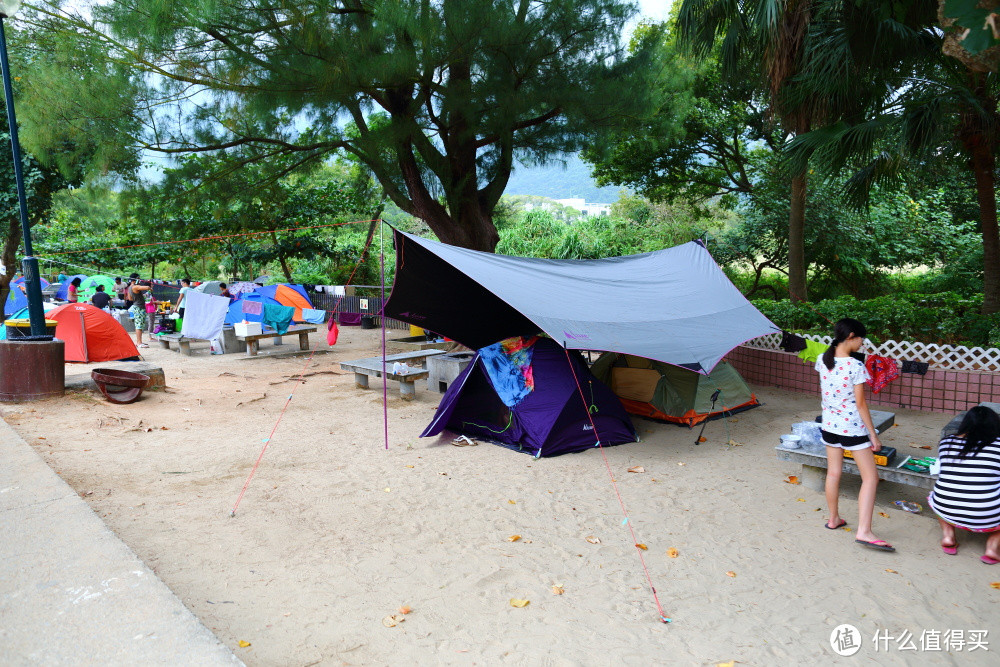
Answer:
[970, 143, 1000, 314]
[1, 216, 21, 322]
[787, 170, 808, 303]
[958, 71, 1000, 315]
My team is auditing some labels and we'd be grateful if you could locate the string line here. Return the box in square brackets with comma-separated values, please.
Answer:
[561, 346, 671, 624]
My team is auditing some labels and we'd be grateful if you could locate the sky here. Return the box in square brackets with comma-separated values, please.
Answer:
[636, 0, 673, 21]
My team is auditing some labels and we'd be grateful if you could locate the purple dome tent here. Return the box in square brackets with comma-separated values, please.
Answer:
[422, 337, 637, 457]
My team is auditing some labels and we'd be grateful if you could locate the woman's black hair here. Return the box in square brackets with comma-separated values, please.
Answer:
[953, 405, 1000, 459]
[821, 318, 867, 370]
[70, 277, 82, 286]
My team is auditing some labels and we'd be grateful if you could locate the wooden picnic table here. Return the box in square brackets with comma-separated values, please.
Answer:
[235, 324, 317, 356]
[339, 350, 445, 400]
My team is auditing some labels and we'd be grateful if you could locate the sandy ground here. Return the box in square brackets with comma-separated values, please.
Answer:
[5, 327, 999, 665]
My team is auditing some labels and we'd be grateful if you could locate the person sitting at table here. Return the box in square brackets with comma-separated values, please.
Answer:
[928, 405, 1000, 563]
[90, 284, 112, 311]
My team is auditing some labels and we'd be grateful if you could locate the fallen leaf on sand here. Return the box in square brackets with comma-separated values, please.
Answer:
[382, 614, 406, 627]
[796, 498, 805, 502]
[885, 569, 898, 574]
[785, 475, 800, 485]
[636, 543, 648, 550]
[667, 548, 679, 558]
[238, 640, 251, 647]
[726, 571, 736, 578]
[510, 598, 530, 608]
[552, 585, 564, 595]
[384, 487, 391, 492]
[677, 462, 686, 466]
[919, 445, 932, 450]
[991, 582, 1000, 589]
[508, 535, 521, 542]
[698, 436, 707, 442]
[586, 535, 601, 544]
[844, 527, 852, 532]
[628, 466, 645, 473]
[717, 661, 735, 667]
[508, 500, 516, 504]
[728, 439, 742, 447]
[879, 512, 889, 518]
[398, 605, 412, 614]
[405, 465, 414, 468]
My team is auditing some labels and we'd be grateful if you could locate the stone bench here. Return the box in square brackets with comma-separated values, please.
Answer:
[235, 325, 317, 356]
[339, 350, 445, 400]
[156, 333, 192, 356]
[775, 411, 935, 491]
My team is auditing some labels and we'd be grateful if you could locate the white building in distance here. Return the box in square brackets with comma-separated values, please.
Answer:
[554, 198, 612, 217]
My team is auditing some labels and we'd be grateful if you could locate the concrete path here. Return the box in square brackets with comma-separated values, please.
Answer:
[0, 419, 241, 666]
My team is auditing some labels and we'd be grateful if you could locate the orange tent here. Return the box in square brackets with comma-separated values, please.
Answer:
[270, 284, 313, 322]
[48, 303, 140, 362]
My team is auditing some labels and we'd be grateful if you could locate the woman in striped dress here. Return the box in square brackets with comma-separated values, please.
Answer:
[928, 406, 1000, 564]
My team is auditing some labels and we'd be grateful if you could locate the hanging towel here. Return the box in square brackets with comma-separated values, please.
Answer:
[865, 355, 900, 394]
[263, 302, 295, 335]
[478, 336, 537, 407]
[241, 300, 263, 316]
[301, 308, 326, 324]
[797, 339, 829, 364]
[779, 331, 808, 353]
[180, 290, 230, 341]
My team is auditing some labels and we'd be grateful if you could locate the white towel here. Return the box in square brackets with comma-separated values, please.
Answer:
[181, 290, 230, 341]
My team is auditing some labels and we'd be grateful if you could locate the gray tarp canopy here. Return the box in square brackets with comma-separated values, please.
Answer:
[382, 229, 779, 373]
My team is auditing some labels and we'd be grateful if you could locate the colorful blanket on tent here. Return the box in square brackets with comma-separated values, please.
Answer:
[479, 336, 537, 408]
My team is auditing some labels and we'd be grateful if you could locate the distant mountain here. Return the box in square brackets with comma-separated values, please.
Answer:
[504, 153, 624, 203]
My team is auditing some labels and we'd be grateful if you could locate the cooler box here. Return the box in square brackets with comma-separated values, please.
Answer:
[234, 322, 262, 337]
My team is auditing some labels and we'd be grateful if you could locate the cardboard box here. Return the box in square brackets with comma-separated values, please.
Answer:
[234, 322, 262, 337]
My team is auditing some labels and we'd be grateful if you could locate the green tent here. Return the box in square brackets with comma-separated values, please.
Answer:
[79, 274, 116, 301]
[590, 353, 759, 427]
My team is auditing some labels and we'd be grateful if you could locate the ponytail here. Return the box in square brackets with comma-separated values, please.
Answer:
[822, 318, 867, 370]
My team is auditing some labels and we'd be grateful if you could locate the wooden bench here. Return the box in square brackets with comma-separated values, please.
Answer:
[340, 350, 445, 400]
[235, 325, 317, 356]
[775, 411, 935, 491]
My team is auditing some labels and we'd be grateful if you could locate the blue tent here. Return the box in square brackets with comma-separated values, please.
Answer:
[5, 277, 51, 315]
[54, 274, 87, 300]
[224, 292, 274, 325]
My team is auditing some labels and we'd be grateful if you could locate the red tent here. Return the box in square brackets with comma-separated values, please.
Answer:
[48, 303, 139, 362]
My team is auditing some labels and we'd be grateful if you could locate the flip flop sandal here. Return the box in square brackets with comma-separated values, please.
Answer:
[825, 519, 847, 530]
[856, 539, 896, 552]
[451, 435, 478, 447]
[942, 545, 958, 555]
[982, 555, 1000, 565]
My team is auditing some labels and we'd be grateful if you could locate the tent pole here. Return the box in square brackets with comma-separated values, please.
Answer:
[693, 389, 721, 445]
[380, 220, 388, 451]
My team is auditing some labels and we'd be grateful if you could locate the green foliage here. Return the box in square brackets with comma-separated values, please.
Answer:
[755, 293, 1000, 347]
[496, 192, 727, 259]
[77, 0, 656, 250]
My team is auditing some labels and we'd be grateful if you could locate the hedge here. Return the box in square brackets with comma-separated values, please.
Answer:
[751, 293, 1000, 348]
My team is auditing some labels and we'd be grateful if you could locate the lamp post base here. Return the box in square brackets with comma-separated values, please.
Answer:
[0, 339, 64, 402]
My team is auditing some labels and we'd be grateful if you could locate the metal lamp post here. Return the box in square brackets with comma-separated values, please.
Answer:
[0, 0, 48, 339]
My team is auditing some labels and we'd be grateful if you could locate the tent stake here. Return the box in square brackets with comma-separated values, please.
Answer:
[693, 389, 721, 445]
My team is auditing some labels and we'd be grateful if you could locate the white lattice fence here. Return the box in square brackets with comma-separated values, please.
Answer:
[743, 333, 1000, 372]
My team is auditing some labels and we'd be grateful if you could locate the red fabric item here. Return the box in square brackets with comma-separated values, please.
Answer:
[865, 354, 899, 394]
[327, 318, 339, 346]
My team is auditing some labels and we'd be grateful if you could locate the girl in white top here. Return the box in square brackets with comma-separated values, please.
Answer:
[814, 318, 894, 552]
